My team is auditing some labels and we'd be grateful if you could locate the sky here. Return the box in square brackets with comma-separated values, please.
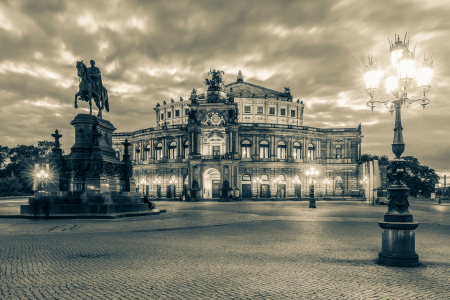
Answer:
[0, 0, 449, 180]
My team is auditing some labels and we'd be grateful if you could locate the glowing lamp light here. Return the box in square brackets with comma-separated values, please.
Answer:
[363, 59, 381, 95]
[390, 49, 403, 68]
[416, 54, 433, 91]
[398, 51, 415, 83]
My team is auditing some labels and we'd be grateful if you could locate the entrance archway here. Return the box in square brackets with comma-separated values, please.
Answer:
[203, 168, 221, 198]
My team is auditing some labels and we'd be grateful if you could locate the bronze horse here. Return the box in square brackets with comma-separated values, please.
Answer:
[75, 60, 109, 118]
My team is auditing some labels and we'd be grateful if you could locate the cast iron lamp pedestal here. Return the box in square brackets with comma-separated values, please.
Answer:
[378, 99, 419, 267]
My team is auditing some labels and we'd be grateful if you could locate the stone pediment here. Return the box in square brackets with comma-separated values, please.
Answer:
[224, 81, 291, 100]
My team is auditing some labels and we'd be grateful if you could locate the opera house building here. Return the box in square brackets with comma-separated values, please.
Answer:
[112, 70, 363, 200]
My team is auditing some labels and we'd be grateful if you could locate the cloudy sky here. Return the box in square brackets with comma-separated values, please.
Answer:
[0, 0, 449, 179]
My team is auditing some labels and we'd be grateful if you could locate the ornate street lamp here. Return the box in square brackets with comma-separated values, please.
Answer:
[362, 33, 433, 267]
[323, 179, 330, 197]
[140, 178, 147, 196]
[306, 167, 319, 208]
[253, 178, 261, 199]
[36, 169, 49, 193]
[293, 177, 301, 199]
[169, 178, 178, 199]
[273, 177, 281, 199]
[360, 176, 368, 203]
[153, 178, 161, 198]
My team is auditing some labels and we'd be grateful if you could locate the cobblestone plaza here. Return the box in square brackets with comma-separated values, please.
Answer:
[1, 199, 449, 299]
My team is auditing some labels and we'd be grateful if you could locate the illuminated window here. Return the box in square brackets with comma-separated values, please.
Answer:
[308, 143, 315, 160]
[241, 140, 251, 158]
[293, 142, 302, 159]
[169, 142, 177, 159]
[277, 141, 286, 159]
[260, 140, 269, 158]
[156, 143, 163, 160]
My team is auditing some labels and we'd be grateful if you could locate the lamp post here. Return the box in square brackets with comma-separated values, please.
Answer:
[169, 178, 178, 200]
[306, 167, 319, 208]
[253, 178, 261, 199]
[36, 169, 49, 194]
[362, 33, 433, 267]
[293, 177, 301, 200]
[360, 176, 368, 203]
[153, 178, 161, 198]
[140, 178, 146, 196]
[324, 179, 330, 198]
[273, 177, 281, 199]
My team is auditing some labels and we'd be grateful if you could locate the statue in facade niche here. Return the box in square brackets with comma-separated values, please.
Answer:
[189, 89, 198, 103]
[284, 87, 290, 94]
[204, 69, 225, 91]
[75, 60, 109, 118]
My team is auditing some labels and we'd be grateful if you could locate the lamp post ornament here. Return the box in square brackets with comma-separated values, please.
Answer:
[362, 33, 432, 267]
[306, 167, 319, 208]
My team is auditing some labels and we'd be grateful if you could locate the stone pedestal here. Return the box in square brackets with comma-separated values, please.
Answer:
[20, 114, 146, 217]
[378, 221, 419, 267]
[309, 199, 316, 208]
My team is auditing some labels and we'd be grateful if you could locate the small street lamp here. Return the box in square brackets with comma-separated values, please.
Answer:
[306, 167, 319, 208]
[293, 177, 301, 199]
[36, 169, 49, 194]
[273, 177, 281, 199]
[360, 176, 368, 203]
[323, 179, 330, 198]
[140, 178, 147, 196]
[253, 178, 261, 199]
[153, 178, 161, 198]
[169, 178, 178, 199]
[362, 33, 433, 267]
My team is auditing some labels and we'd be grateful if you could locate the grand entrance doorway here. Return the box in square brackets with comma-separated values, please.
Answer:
[203, 168, 221, 198]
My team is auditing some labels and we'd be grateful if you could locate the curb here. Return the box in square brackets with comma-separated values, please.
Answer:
[0, 209, 167, 220]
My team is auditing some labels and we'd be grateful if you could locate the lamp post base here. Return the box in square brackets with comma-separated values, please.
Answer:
[378, 221, 420, 267]
[309, 199, 316, 208]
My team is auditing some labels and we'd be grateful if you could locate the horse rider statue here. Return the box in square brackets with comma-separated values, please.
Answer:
[75, 59, 109, 118]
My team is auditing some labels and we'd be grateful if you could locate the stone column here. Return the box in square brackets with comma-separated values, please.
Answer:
[234, 131, 239, 155]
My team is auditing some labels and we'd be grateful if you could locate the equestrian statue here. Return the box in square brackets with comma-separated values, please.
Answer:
[75, 60, 109, 118]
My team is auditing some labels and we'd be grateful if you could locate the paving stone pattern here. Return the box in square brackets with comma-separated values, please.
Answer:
[0, 201, 449, 299]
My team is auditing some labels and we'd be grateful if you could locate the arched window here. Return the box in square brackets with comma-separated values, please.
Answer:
[169, 142, 177, 160]
[184, 141, 189, 158]
[293, 142, 302, 159]
[260, 140, 269, 159]
[277, 141, 286, 159]
[156, 143, 163, 160]
[261, 174, 269, 182]
[336, 145, 342, 159]
[308, 143, 315, 160]
[242, 173, 251, 182]
[241, 140, 251, 158]
[278, 174, 286, 183]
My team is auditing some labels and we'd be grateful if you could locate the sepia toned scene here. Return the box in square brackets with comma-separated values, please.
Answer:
[0, 1, 449, 299]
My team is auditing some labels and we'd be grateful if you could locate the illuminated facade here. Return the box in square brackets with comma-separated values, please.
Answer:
[112, 71, 364, 199]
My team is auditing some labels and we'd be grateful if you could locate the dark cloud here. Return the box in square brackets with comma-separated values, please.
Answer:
[0, 0, 449, 176]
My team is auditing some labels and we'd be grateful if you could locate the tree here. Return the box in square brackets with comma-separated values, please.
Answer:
[360, 154, 372, 162]
[0, 141, 61, 194]
[0, 174, 23, 197]
[387, 156, 439, 198]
